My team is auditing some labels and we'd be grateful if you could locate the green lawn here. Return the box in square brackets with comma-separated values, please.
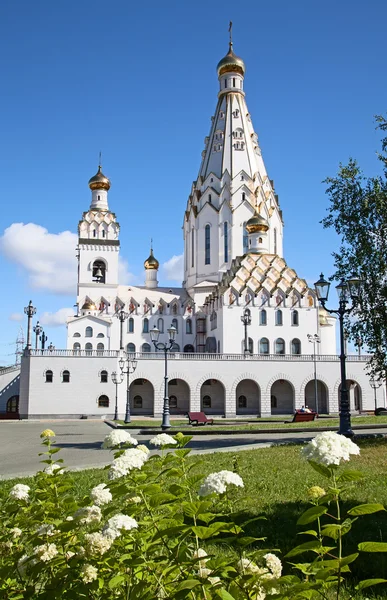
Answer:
[2, 437, 387, 595]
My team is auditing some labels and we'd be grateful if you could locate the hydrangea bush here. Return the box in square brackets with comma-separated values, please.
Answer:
[0, 429, 385, 599]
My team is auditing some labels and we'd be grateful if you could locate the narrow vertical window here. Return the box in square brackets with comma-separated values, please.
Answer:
[233, 77, 236, 87]
[274, 228, 277, 254]
[224, 222, 228, 263]
[225, 79, 227, 88]
[243, 222, 248, 254]
[205, 225, 211, 265]
[191, 229, 194, 268]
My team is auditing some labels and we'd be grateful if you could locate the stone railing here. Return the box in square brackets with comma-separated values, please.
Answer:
[0, 364, 20, 376]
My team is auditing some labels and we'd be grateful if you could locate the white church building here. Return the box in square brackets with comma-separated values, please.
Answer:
[16, 39, 376, 419]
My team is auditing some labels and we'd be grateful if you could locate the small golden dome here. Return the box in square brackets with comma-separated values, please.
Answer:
[88, 165, 111, 191]
[144, 248, 159, 270]
[245, 212, 269, 234]
[82, 301, 97, 311]
[217, 43, 245, 77]
[319, 307, 329, 326]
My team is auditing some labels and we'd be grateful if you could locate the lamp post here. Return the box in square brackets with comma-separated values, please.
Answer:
[33, 321, 43, 350]
[112, 370, 124, 421]
[241, 308, 252, 355]
[118, 354, 138, 424]
[115, 307, 129, 350]
[369, 376, 382, 413]
[307, 334, 320, 413]
[40, 331, 48, 352]
[24, 300, 36, 351]
[314, 273, 363, 437]
[150, 325, 177, 430]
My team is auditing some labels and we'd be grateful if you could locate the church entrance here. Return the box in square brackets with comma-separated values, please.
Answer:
[200, 379, 225, 415]
[235, 380, 260, 415]
[130, 379, 154, 415]
[305, 380, 328, 414]
[270, 380, 294, 414]
[168, 379, 190, 414]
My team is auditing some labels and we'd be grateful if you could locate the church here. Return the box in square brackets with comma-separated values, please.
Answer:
[16, 38, 373, 419]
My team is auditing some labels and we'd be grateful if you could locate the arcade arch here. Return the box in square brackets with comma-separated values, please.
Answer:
[129, 379, 154, 415]
[270, 379, 294, 414]
[200, 379, 225, 415]
[235, 379, 260, 415]
[304, 380, 328, 413]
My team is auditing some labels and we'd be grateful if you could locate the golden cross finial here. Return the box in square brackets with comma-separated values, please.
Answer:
[150, 238, 153, 252]
[229, 21, 233, 50]
[99, 151, 102, 168]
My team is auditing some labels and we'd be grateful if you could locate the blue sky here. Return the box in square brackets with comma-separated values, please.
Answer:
[0, 0, 386, 364]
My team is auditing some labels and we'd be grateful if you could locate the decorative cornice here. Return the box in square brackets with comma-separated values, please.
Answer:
[78, 238, 120, 246]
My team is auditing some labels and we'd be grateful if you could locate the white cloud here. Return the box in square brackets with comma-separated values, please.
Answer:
[39, 307, 75, 327]
[0, 223, 77, 295]
[162, 254, 184, 283]
[9, 313, 24, 322]
[118, 257, 141, 285]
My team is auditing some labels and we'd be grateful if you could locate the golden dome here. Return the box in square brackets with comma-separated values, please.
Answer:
[319, 307, 329, 326]
[217, 43, 245, 77]
[245, 212, 269, 234]
[144, 248, 159, 270]
[88, 165, 111, 191]
[82, 301, 97, 311]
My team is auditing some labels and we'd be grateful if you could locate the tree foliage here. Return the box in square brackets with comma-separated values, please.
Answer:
[322, 116, 387, 377]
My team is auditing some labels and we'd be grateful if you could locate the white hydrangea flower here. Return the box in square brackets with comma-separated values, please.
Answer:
[101, 430, 138, 449]
[193, 548, 209, 569]
[80, 563, 98, 583]
[137, 444, 150, 454]
[198, 470, 244, 496]
[34, 543, 58, 562]
[237, 557, 261, 574]
[9, 484, 30, 501]
[36, 524, 56, 536]
[84, 532, 112, 556]
[108, 448, 148, 480]
[65, 550, 75, 560]
[302, 431, 360, 466]
[90, 483, 112, 506]
[102, 513, 138, 540]
[10, 527, 22, 539]
[127, 496, 142, 504]
[73, 505, 102, 524]
[264, 553, 282, 579]
[44, 463, 63, 475]
[149, 433, 177, 447]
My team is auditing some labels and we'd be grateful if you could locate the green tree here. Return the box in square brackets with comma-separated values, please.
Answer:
[322, 116, 387, 377]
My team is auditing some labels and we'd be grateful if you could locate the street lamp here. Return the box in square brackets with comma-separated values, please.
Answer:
[150, 325, 177, 430]
[241, 308, 252, 355]
[114, 307, 129, 350]
[314, 273, 363, 437]
[33, 321, 43, 350]
[118, 354, 138, 424]
[369, 376, 382, 413]
[111, 370, 124, 421]
[39, 330, 48, 352]
[24, 300, 36, 351]
[307, 334, 321, 413]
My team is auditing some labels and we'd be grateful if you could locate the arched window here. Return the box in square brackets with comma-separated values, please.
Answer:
[171, 343, 180, 352]
[45, 370, 53, 383]
[291, 338, 301, 355]
[184, 344, 195, 353]
[7, 395, 19, 413]
[259, 338, 269, 354]
[172, 318, 178, 333]
[274, 228, 277, 255]
[85, 326, 93, 338]
[205, 224, 211, 265]
[128, 318, 134, 333]
[143, 318, 149, 333]
[275, 310, 283, 326]
[275, 338, 285, 354]
[238, 395, 247, 408]
[96, 332, 105, 338]
[98, 395, 109, 408]
[97, 343, 104, 354]
[92, 260, 106, 283]
[142, 343, 151, 353]
[127, 343, 136, 354]
[62, 370, 70, 383]
[202, 395, 211, 408]
[260, 309, 267, 326]
[133, 395, 142, 408]
[73, 343, 81, 353]
[73, 332, 81, 337]
[224, 222, 228, 263]
[191, 229, 195, 268]
[186, 319, 192, 334]
[157, 318, 164, 333]
[292, 310, 299, 326]
[243, 222, 249, 254]
[100, 370, 108, 383]
[85, 342, 93, 354]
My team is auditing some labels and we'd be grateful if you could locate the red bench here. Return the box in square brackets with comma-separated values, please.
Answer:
[291, 412, 317, 423]
[186, 412, 214, 426]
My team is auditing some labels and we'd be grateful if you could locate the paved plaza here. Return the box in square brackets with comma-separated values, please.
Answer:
[0, 420, 386, 480]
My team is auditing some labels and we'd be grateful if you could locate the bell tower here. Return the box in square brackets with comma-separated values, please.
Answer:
[77, 163, 120, 303]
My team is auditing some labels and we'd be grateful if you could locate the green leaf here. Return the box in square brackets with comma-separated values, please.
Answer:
[308, 461, 333, 478]
[348, 503, 385, 516]
[215, 590, 236, 600]
[175, 579, 201, 591]
[108, 575, 125, 589]
[337, 469, 364, 482]
[297, 505, 328, 525]
[285, 540, 323, 558]
[236, 536, 263, 546]
[358, 542, 387, 552]
[340, 552, 359, 566]
[168, 483, 185, 496]
[320, 524, 342, 540]
[297, 530, 318, 537]
[356, 578, 387, 590]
